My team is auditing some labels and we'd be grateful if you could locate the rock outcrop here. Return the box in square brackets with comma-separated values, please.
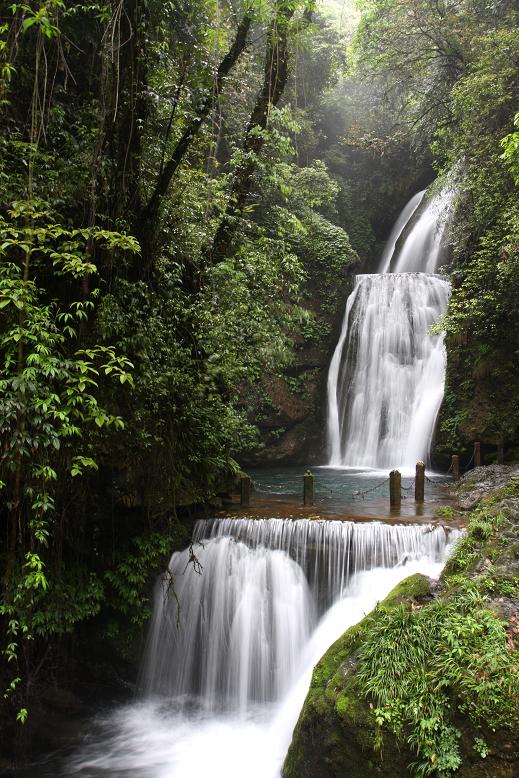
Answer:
[283, 467, 519, 777]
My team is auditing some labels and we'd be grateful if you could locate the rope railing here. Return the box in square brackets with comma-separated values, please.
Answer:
[449, 441, 485, 480]
[462, 450, 475, 473]
[240, 444, 487, 510]
[351, 477, 391, 500]
[400, 478, 416, 499]
[401, 480, 416, 491]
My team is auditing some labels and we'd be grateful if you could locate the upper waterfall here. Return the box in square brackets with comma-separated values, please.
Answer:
[391, 186, 453, 274]
[378, 190, 425, 273]
[327, 183, 452, 470]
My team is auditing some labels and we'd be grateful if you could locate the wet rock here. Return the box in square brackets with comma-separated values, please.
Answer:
[454, 465, 519, 510]
[282, 575, 431, 778]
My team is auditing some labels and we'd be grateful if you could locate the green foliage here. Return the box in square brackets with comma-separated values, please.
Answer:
[357, 535, 518, 776]
[295, 209, 357, 317]
[434, 506, 458, 520]
[359, 591, 518, 775]
[501, 113, 519, 185]
[0, 0, 405, 743]
[438, 25, 519, 440]
[103, 528, 188, 657]
[0, 197, 136, 714]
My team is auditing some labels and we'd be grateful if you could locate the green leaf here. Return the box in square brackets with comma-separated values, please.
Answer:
[22, 17, 38, 32]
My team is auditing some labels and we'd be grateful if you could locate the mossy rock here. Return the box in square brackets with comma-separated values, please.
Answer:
[379, 572, 433, 608]
[283, 574, 432, 778]
[284, 475, 519, 778]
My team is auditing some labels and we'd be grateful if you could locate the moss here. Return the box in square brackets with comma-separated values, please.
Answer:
[283, 575, 430, 778]
[435, 506, 460, 519]
[479, 479, 519, 508]
[380, 573, 432, 608]
[284, 477, 519, 778]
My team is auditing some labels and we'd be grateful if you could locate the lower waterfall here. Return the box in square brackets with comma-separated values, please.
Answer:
[65, 519, 460, 778]
[142, 536, 314, 712]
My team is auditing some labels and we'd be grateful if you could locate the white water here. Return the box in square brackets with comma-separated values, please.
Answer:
[142, 537, 315, 712]
[327, 273, 450, 469]
[378, 190, 425, 273]
[327, 184, 452, 470]
[192, 517, 455, 609]
[65, 519, 460, 777]
[392, 186, 453, 274]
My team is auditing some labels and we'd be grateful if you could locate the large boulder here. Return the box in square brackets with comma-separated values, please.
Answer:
[283, 575, 431, 778]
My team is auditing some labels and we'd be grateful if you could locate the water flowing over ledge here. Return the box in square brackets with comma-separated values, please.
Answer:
[195, 517, 456, 606]
[378, 189, 425, 273]
[141, 519, 459, 705]
[64, 517, 461, 777]
[391, 185, 453, 274]
[327, 273, 450, 469]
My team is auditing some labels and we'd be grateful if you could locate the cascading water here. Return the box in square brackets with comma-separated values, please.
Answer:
[65, 519, 461, 778]
[378, 190, 425, 273]
[327, 184, 452, 470]
[142, 537, 314, 712]
[392, 185, 453, 274]
[327, 273, 450, 469]
[195, 517, 453, 609]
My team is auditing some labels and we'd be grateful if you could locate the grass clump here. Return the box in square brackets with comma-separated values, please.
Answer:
[434, 506, 459, 520]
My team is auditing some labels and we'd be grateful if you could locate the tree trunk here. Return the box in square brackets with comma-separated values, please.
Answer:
[136, 9, 254, 273]
[208, 2, 313, 266]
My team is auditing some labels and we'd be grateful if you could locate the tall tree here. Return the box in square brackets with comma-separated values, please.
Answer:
[137, 6, 256, 271]
[209, 0, 315, 265]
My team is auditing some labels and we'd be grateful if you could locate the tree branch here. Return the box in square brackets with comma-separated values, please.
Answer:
[208, 1, 314, 266]
[141, 10, 254, 227]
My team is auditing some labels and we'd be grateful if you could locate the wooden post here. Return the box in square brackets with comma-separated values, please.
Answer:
[451, 455, 460, 480]
[415, 461, 425, 503]
[240, 475, 251, 506]
[389, 470, 401, 508]
[474, 441, 481, 468]
[303, 470, 314, 506]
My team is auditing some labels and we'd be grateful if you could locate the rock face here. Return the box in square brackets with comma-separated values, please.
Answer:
[283, 467, 519, 778]
[247, 369, 324, 465]
[282, 575, 431, 778]
[241, 221, 359, 467]
[242, 290, 355, 467]
[453, 464, 519, 510]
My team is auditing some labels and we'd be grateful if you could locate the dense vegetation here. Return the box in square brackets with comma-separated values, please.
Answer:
[284, 475, 519, 777]
[0, 0, 518, 763]
[0, 0, 362, 742]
